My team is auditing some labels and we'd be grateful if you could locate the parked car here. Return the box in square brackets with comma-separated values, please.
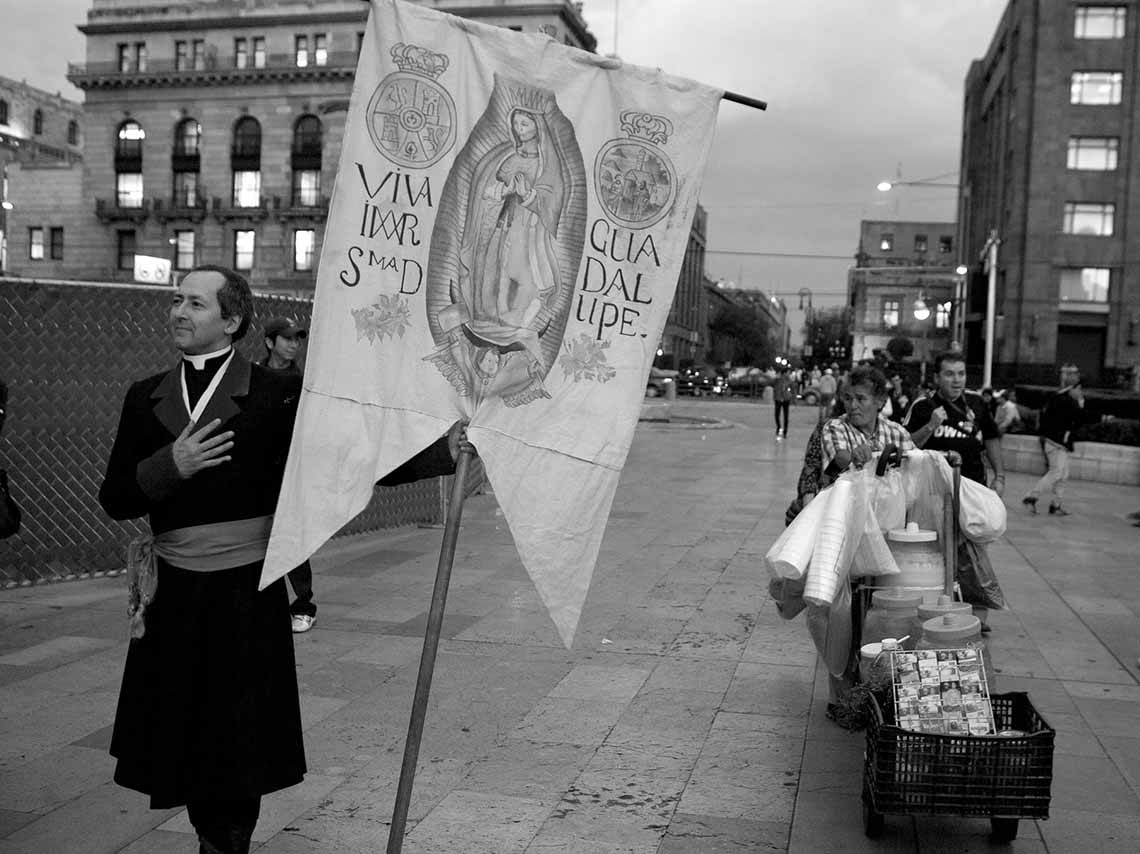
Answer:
[677, 366, 727, 397]
[726, 367, 775, 397]
[645, 367, 679, 398]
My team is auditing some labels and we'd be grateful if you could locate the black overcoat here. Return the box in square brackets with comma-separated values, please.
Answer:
[99, 353, 454, 807]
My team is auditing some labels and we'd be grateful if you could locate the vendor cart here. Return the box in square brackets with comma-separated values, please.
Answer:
[860, 450, 1056, 842]
[862, 691, 1055, 841]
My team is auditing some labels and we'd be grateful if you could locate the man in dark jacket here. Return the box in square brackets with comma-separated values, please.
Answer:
[1022, 364, 1084, 516]
[99, 265, 458, 853]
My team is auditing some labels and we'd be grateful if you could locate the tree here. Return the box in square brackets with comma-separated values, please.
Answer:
[804, 306, 851, 365]
[886, 335, 914, 363]
[708, 303, 773, 365]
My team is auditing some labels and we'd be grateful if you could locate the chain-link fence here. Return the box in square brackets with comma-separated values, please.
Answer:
[0, 277, 449, 586]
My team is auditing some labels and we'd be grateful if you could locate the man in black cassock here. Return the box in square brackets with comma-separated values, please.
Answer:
[99, 265, 458, 854]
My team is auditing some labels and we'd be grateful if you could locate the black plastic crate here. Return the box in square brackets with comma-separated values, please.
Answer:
[864, 691, 1054, 820]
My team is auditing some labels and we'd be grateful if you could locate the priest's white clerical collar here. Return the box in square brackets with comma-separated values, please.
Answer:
[182, 345, 233, 370]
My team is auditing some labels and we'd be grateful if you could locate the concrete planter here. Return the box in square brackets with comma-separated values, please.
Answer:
[1001, 434, 1140, 486]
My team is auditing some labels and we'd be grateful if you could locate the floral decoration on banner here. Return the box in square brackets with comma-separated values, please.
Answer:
[352, 294, 412, 343]
[559, 333, 616, 383]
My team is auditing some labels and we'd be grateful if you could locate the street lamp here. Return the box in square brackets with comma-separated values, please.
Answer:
[876, 172, 960, 193]
[914, 293, 932, 383]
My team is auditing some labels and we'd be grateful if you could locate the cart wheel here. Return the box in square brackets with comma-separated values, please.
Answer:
[990, 818, 1019, 843]
[862, 797, 885, 838]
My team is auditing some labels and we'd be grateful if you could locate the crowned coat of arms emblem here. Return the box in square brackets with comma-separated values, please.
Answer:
[366, 43, 457, 168]
[594, 111, 678, 229]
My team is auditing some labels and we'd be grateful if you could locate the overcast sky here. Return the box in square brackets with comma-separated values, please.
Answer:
[3, 0, 1008, 317]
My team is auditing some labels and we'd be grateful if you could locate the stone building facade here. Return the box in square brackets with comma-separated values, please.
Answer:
[848, 219, 960, 368]
[961, 1, 1140, 387]
[12, 0, 595, 291]
[0, 76, 83, 272]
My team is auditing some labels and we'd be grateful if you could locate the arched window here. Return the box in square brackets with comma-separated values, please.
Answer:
[231, 116, 261, 207]
[291, 115, 322, 206]
[0, 99, 9, 125]
[33, 109, 43, 135]
[115, 120, 145, 208]
[172, 118, 202, 206]
[67, 120, 79, 145]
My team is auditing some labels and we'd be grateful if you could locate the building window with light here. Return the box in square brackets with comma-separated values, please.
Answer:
[938, 236, 953, 254]
[1075, 6, 1126, 38]
[234, 37, 248, 69]
[233, 230, 255, 271]
[67, 120, 78, 145]
[1067, 136, 1119, 170]
[882, 298, 900, 328]
[1071, 71, 1123, 104]
[914, 234, 927, 253]
[118, 43, 130, 72]
[314, 33, 328, 66]
[294, 229, 315, 271]
[117, 230, 136, 270]
[175, 40, 188, 70]
[28, 227, 44, 260]
[1059, 267, 1110, 312]
[1063, 202, 1115, 235]
[253, 37, 266, 68]
[115, 120, 145, 207]
[935, 301, 950, 329]
[291, 115, 322, 206]
[295, 35, 309, 67]
[231, 116, 262, 207]
[174, 230, 195, 269]
[135, 43, 147, 71]
[192, 39, 206, 70]
[172, 118, 201, 206]
[880, 233, 893, 252]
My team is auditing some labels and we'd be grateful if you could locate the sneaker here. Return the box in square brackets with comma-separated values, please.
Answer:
[291, 614, 316, 633]
[1021, 496, 1037, 514]
[1048, 504, 1070, 516]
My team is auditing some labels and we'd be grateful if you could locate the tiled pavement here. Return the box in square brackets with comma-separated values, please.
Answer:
[0, 400, 1137, 853]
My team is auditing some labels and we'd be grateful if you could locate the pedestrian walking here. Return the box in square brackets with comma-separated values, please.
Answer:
[817, 368, 837, 423]
[905, 350, 1006, 632]
[259, 317, 317, 633]
[1022, 364, 1085, 516]
[993, 389, 1023, 435]
[773, 365, 793, 440]
[97, 265, 461, 853]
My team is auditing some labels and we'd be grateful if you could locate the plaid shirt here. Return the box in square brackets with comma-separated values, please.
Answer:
[820, 414, 915, 472]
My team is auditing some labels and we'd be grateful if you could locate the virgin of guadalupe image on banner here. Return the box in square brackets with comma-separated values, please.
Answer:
[262, 0, 725, 647]
[425, 79, 588, 409]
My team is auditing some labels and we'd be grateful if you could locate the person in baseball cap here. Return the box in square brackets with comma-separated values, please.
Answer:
[261, 318, 307, 376]
[258, 317, 316, 632]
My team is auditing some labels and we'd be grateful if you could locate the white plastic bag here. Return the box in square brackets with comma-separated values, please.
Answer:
[868, 465, 906, 533]
[958, 477, 1007, 543]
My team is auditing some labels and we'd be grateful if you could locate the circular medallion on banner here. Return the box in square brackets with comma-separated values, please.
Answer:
[594, 111, 678, 229]
[366, 43, 456, 168]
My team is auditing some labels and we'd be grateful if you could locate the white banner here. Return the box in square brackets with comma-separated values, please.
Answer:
[263, 0, 723, 646]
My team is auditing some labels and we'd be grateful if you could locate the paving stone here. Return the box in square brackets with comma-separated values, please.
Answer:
[1048, 754, 1140, 815]
[546, 663, 651, 702]
[459, 741, 595, 801]
[1068, 694, 1140, 740]
[0, 635, 116, 668]
[722, 661, 814, 717]
[0, 809, 38, 838]
[0, 745, 113, 813]
[402, 789, 550, 853]
[1037, 810, 1140, 854]
[512, 697, 624, 746]
[659, 813, 788, 853]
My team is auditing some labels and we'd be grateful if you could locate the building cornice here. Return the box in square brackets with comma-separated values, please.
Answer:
[68, 62, 356, 91]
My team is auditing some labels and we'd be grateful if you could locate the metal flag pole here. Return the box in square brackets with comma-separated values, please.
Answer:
[386, 444, 475, 854]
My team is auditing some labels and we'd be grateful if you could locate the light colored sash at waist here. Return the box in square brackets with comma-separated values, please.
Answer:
[125, 515, 274, 639]
[154, 515, 274, 571]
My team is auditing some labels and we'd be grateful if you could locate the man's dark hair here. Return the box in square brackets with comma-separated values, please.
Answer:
[933, 350, 967, 374]
[847, 364, 889, 398]
[190, 264, 254, 341]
